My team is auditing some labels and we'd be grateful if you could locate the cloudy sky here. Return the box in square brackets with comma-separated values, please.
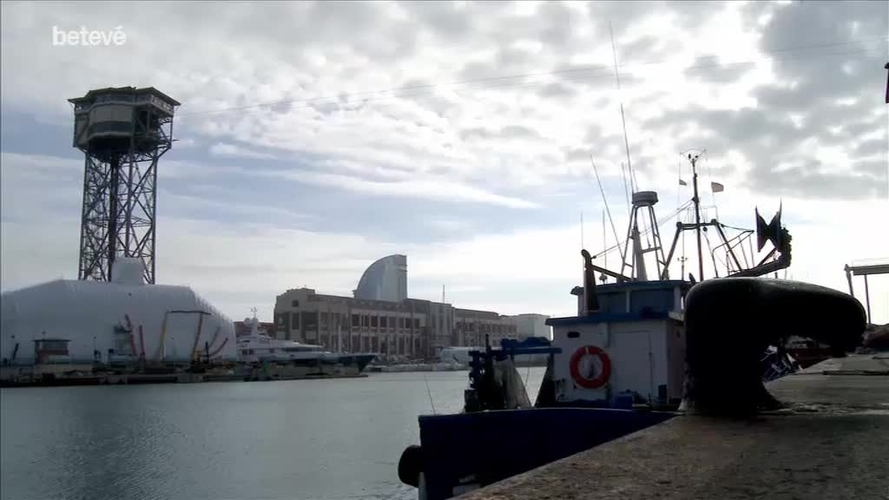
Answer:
[1, 1, 887, 324]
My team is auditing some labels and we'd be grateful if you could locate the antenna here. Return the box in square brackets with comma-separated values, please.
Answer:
[688, 151, 705, 282]
[620, 161, 631, 212]
[610, 22, 636, 193]
[590, 156, 624, 260]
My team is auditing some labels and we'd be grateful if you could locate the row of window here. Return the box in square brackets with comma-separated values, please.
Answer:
[281, 310, 516, 335]
[455, 321, 517, 335]
[283, 312, 424, 330]
[350, 314, 421, 329]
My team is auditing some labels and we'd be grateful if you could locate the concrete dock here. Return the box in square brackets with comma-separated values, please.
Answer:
[458, 354, 889, 500]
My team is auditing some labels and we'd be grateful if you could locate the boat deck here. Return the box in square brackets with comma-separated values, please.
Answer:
[457, 354, 889, 500]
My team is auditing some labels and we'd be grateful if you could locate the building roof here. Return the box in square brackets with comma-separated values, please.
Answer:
[68, 86, 180, 106]
[1, 279, 230, 329]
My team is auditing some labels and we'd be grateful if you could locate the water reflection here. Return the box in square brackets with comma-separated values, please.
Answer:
[2, 369, 544, 500]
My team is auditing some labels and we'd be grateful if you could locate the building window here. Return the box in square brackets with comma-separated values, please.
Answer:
[380, 316, 387, 328]
[371, 316, 378, 328]
[413, 318, 420, 329]
[292, 299, 299, 307]
[352, 314, 360, 327]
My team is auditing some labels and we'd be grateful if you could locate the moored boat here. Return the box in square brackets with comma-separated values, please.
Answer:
[236, 312, 376, 380]
[395, 151, 818, 500]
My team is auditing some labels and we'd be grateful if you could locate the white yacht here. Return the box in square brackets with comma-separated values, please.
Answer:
[236, 312, 376, 379]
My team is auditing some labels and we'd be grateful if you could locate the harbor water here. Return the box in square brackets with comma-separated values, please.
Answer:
[1, 368, 545, 500]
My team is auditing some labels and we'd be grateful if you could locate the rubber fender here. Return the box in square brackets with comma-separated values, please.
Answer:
[398, 444, 423, 488]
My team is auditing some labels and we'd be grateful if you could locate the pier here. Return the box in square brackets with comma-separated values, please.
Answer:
[0, 361, 369, 388]
[458, 353, 888, 500]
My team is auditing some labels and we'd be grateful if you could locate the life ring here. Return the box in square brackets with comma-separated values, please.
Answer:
[570, 345, 612, 389]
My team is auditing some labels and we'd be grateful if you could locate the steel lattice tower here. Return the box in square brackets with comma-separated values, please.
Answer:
[69, 87, 179, 284]
[618, 191, 668, 282]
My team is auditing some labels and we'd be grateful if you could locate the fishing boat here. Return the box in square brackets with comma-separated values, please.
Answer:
[396, 59, 886, 500]
[394, 150, 822, 500]
[396, 252, 865, 500]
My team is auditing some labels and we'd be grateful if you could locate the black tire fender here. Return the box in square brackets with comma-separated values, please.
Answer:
[397, 445, 423, 488]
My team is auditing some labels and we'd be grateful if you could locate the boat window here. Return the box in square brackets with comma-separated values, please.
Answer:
[567, 331, 580, 338]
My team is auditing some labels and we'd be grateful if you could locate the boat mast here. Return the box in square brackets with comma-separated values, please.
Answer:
[602, 210, 608, 282]
[688, 152, 705, 281]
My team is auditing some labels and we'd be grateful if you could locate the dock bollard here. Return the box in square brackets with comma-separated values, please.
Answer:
[681, 277, 866, 417]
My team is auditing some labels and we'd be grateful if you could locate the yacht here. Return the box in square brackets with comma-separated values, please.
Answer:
[236, 312, 376, 379]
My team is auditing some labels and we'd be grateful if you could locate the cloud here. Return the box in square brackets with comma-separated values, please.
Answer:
[1, 1, 887, 325]
[175, 137, 198, 149]
[2, 153, 887, 324]
[265, 170, 540, 209]
[208, 142, 277, 159]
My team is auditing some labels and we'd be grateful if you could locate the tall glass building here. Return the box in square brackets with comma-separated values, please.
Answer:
[353, 254, 408, 302]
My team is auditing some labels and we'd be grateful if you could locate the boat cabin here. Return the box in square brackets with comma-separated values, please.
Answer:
[547, 280, 689, 408]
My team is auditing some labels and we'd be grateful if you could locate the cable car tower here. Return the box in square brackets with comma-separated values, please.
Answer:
[69, 87, 179, 284]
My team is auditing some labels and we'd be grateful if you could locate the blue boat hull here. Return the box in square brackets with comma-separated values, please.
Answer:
[415, 407, 674, 500]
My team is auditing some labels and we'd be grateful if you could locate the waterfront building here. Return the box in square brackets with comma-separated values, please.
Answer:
[273, 255, 550, 359]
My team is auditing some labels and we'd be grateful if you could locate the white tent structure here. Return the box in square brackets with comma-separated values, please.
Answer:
[0, 258, 237, 366]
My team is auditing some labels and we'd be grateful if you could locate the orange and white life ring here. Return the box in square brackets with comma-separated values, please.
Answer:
[569, 345, 612, 389]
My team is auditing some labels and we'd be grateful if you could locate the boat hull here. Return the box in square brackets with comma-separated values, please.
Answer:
[241, 354, 377, 381]
[403, 407, 674, 500]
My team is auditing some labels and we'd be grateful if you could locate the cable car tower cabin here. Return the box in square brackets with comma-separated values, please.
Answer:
[68, 87, 179, 284]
